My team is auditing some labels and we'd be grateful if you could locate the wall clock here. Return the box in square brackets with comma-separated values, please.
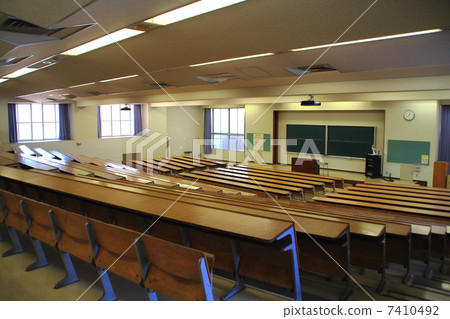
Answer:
[403, 109, 415, 121]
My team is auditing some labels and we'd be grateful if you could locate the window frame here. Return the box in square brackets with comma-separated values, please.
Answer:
[99, 104, 136, 138]
[211, 108, 245, 151]
[15, 103, 60, 142]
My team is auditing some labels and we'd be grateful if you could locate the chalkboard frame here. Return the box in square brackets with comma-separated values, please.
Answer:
[286, 124, 376, 159]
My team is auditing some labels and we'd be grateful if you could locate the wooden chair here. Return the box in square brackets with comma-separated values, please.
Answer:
[85, 218, 143, 301]
[20, 198, 56, 271]
[135, 233, 214, 300]
[48, 207, 93, 289]
[0, 189, 26, 257]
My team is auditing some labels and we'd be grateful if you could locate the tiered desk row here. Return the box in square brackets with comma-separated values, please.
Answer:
[179, 165, 343, 201]
[1, 146, 449, 301]
[312, 180, 450, 277]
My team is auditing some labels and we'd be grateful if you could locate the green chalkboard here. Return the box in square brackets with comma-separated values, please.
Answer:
[286, 125, 326, 154]
[327, 126, 375, 158]
[387, 140, 430, 165]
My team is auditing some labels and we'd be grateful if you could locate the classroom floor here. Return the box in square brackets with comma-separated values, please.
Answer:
[1, 226, 449, 301]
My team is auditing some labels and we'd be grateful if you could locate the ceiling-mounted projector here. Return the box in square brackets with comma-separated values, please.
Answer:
[301, 94, 321, 106]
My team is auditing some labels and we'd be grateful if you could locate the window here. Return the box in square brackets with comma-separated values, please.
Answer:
[212, 108, 245, 151]
[98, 104, 137, 137]
[15, 103, 60, 141]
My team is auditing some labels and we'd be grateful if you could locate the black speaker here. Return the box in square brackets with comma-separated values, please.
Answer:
[365, 154, 381, 178]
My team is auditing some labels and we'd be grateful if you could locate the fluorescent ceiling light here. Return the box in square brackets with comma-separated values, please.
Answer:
[145, 0, 245, 26]
[69, 82, 96, 88]
[99, 74, 139, 83]
[0, 78, 9, 83]
[190, 53, 274, 67]
[61, 28, 144, 56]
[291, 29, 442, 52]
[3, 67, 39, 79]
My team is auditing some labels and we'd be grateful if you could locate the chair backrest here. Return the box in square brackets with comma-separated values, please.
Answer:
[49, 207, 93, 263]
[86, 219, 142, 284]
[137, 233, 214, 301]
[0, 189, 27, 233]
[20, 198, 56, 246]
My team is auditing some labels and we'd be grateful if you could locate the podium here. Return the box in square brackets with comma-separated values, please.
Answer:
[365, 154, 381, 178]
[291, 158, 319, 174]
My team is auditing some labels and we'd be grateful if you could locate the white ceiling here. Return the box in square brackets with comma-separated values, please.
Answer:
[0, 0, 449, 102]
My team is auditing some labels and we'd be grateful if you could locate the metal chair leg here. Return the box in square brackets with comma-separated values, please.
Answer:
[26, 237, 48, 271]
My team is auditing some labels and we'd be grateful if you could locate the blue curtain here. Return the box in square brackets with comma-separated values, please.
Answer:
[97, 106, 102, 138]
[134, 104, 142, 135]
[438, 105, 450, 173]
[59, 104, 71, 140]
[7, 103, 18, 143]
[203, 108, 212, 154]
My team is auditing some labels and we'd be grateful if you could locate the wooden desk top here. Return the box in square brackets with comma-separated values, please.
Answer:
[166, 157, 205, 168]
[215, 168, 324, 189]
[184, 155, 226, 167]
[180, 172, 292, 196]
[49, 150, 75, 162]
[326, 193, 450, 212]
[356, 183, 450, 198]
[0, 152, 58, 171]
[348, 186, 450, 202]
[337, 189, 450, 207]
[130, 160, 171, 173]
[11, 167, 380, 240]
[21, 155, 93, 176]
[232, 166, 335, 186]
[0, 155, 17, 166]
[191, 170, 303, 193]
[174, 156, 215, 167]
[0, 166, 293, 243]
[364, 181, 450, 194]
[0, 150, 16, 160]
[313, 196, 450, 218]
[143, 158, 184, 171]
[411, 225, 431, 236]
[155, 158, 194, 170]
[236, 165, 344, 183]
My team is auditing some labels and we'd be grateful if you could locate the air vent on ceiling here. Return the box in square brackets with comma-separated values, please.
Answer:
[62, 94, 77, 99]
[0, 17, 50, 35]
[197, 72, 237, 83]
[129, 23, 160, 32]
[29, 55, 70, 69]
[287, 64, 336, 76]
[196, 76, 228, 84]
[0, 16, 92, 40]
[145, 83, 171, 89]
[87, 91, 102, 96]
[0, 56, 30, 67]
